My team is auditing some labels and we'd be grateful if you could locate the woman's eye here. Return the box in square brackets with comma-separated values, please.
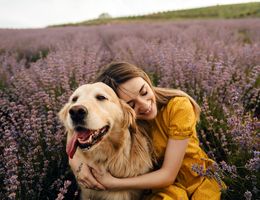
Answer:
[72, 96, 78, 102]
[96, 95, 107, 101]
[141, 91, 148, 96]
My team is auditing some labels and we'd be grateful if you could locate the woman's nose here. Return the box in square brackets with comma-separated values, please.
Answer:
[136, 97, 149, 112]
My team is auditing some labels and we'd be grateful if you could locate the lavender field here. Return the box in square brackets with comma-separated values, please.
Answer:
[0, 19, 259, 200]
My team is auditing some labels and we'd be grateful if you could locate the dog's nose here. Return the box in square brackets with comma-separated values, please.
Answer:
[69, 105, 88, 123]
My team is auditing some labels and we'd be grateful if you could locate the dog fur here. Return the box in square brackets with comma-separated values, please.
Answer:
[59, 82, 153, 200]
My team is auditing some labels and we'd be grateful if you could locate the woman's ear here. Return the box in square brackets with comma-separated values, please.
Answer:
[120, 100, 137, 132]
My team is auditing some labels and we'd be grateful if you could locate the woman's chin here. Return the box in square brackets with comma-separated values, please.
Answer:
[138, 104, 157, 120]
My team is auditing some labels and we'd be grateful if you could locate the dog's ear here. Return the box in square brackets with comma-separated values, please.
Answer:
[120, 100, 137, 131]
[58, 103, 69, 124]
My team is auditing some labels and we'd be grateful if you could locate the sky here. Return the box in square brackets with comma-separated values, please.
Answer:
[0, 0, 259, 28]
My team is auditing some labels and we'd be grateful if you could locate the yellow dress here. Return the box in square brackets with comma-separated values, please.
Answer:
[147, 97, 225, 200]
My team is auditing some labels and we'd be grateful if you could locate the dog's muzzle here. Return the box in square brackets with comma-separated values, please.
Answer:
[69, 105, 88, 124]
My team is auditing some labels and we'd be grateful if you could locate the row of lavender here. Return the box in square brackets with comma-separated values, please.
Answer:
[0, 19, 259, 199]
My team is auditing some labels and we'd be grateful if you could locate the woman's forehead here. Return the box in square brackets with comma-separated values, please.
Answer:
[117, 77, 146, 100]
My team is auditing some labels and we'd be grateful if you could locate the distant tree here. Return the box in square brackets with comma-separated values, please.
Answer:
[98, 13, 112, 19]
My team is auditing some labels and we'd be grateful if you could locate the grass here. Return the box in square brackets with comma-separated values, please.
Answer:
[49, 2, 260, 27]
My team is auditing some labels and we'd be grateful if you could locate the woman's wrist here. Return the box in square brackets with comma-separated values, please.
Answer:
[109, 177, 121, 190]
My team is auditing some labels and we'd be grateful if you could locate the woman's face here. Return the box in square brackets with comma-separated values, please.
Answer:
[117, 77, 157, 120]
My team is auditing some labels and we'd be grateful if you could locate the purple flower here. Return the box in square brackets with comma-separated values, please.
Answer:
[244, 190, 252, 200]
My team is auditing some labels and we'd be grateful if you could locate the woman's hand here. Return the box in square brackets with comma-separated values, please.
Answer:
[69, 158, 106, 190]
[89, 164, 119, 190]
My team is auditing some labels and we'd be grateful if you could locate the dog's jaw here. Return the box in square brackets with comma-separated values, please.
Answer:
[80, 126, 131, 164]
[66, 125, 110, 159]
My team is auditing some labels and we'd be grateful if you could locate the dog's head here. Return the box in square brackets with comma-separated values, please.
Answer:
[59, 82, 136, 159]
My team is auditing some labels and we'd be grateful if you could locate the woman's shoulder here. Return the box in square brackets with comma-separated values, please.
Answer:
[160, 97, 196, 139]
[166, 96, 193, 112]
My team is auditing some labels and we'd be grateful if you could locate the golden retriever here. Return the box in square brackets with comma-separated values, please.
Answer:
[59, 82, 153, 200]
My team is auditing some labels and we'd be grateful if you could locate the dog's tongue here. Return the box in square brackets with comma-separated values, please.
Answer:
[66, 130, 92, 159]
[66, 133, 79, 159]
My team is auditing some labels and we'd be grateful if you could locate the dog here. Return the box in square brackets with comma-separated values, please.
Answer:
[59, 82, 153, 200]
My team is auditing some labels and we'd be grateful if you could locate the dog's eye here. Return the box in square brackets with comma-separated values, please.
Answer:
[96, 95, 107, 101]
[72, 96, 78, 103]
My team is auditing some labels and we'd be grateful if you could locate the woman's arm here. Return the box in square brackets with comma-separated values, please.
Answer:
[91, 138, 189, 190]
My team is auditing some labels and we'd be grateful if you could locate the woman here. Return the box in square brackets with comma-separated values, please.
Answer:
[69, 62, 225, 199]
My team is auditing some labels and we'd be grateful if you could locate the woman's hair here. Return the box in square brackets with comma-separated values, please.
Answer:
[94, 62, 201, 162]
[94, 61, 201, 120]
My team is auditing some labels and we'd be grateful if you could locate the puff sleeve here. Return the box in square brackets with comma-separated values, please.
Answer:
[167, 97, 196, 140]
